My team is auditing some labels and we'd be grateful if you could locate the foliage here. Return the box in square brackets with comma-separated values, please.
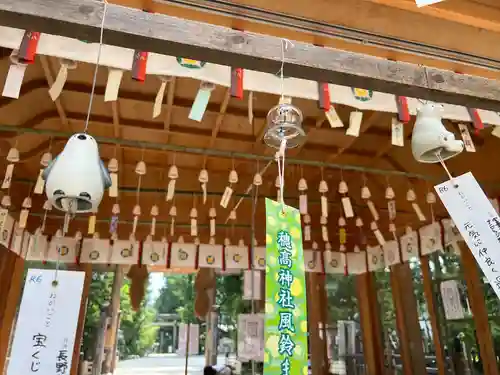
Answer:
[118, 281, 158, 358]
[82, 271, 158, 360]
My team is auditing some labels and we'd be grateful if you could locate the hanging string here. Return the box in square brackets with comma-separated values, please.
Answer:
[435, 150, 457, 187]
[83, 0, 108, 133]
[276, 139, 287, 212]
[277, 39, 294, 102]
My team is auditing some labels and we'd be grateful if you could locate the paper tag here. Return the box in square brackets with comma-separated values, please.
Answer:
[2, 164, 14, 189]
[321, 225, 329, 242]
[33, 169, 45, 194]
[388, 200, 396, 221]
[210, 218, 216, 237]
[88, 215, 96, 235]
[341, 196, 354, 218]
[415, 0, 444, 7]
[325, 106, 344, 128]
[243, 270, 261, 300]
[435, 172, 500, 299]
[391, 118, 404, 147]
[304, 225, 311, 241]
[383, 240, 400, 266]
[18, 209, 29, 229]
[48, 64, 68, 101]
[492, 126, 500, 139]
[220, 186, 233, 208]
[153, 80, 167, 118]
[109, 172, 118, 198]
[190, 218, 197, 236]
[3, 64, 27, 99]
[367, 200, 379, 221]
[166, 179, 176, 201]
[440, 280, 465, 320]
[320, 195, 328, 218]
[346, 111, 363, 137]
[412, 202, 427, 221]
[373, 229, 385, 246]
[299, 194, 308, 215]
[104, 69, 123, 102]
[458, 123, 476, 152]
[189, 87, 212, 122]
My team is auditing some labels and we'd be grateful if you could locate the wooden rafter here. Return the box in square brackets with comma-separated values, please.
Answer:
[163, 77, 176, 141]
[2, 0, 500, 110]
[202, 87, 231, 167]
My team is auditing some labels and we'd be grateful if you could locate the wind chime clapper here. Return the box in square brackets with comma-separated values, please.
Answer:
[221, 167, 238, 209]
[407, 185, 426, 222]
[132, 158, 147, 239]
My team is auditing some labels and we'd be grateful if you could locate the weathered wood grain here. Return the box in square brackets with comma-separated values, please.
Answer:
[0, 0, 500, 110]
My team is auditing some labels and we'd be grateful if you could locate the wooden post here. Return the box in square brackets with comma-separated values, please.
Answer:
[356, 272, 384, 375]
[460, 243, 499, 375]
[0, 249, 25, 374]
[306, 272, 327, 375]
[390, 263, 427, 375]
[103, 266, 124, 374]
[420, 255, 447, 375]
[70, 263, 93, 375]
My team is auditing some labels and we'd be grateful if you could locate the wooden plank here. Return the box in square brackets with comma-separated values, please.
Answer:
[356, 272, 385, 375]
[361, 0, 500, 34]
[420, 255, 446, 375]
[460, 243, 499, 375]
[2, 0, 500, 111]
[0, 249, 25, 375]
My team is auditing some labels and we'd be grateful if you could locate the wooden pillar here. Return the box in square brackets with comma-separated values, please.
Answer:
[103, 266, 124, 374]
[70, 263, 93, 375]
[0, 248, 25, 374]
[390, 263, 427, 375]
[460, 243, 499, 375]
[356, 272, 384, 375]
[318, 274, 330, 368]
[306, 272, 328, 375]
[420, 255, 446, 375]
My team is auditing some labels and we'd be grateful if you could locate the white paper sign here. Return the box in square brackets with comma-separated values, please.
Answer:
[177, 323, 199, 355]
[415, 0, 444, 7]
[7, 269, 85, 375]
[237, 314, 264, 362]
[440, 280, 465, 320]
[435, 172, 500, 299]
[243, 270, 262, 300]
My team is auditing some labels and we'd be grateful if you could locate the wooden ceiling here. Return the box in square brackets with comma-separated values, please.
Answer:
[1, 0, 500, 248]
[111, 0, 500, 79]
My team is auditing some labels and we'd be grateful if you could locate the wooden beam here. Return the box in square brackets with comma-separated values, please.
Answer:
[460, 243, 499, 375]
[306, 272, 328, 375]
[2, 0, 500, 111]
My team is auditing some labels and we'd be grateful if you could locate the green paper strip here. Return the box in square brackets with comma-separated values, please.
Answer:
[189, 87, 211, 122]
[264, 199, 308, 375]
